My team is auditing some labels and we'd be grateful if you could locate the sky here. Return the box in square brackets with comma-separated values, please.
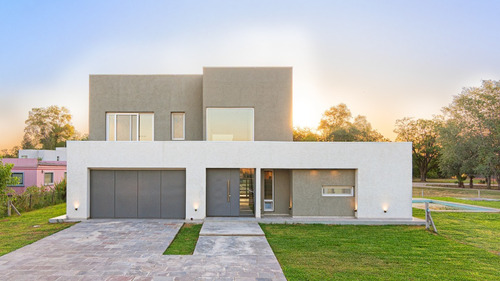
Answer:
[1, 0, 500, 150]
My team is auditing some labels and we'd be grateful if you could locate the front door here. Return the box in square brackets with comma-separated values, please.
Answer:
[206, 169, 240, 216]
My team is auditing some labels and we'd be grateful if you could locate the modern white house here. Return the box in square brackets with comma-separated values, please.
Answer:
[66, 67, 413, 222]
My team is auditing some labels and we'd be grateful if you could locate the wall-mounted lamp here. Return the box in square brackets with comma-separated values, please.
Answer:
[74, 201, 80, 211]
[382, 204, 388, 213]
[354, 209, 357, 213]
[193, 203, 199, 212]
[194, 208, 198, 212]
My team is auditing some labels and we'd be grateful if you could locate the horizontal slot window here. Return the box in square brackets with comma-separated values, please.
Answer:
[322, 186, 354, 197]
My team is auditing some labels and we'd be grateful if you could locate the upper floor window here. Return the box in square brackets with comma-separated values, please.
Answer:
[171, 112, 185, 140]
[206, 108, 254, 141]
[106, 113, 154, 141]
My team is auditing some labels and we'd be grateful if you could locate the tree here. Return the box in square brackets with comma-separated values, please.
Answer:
[439, 80, 500, 189]
[293, 127, 319, 141]
[0, 160, 18, 196]
[394, 117, 441, 182]
[22, 106, 76, 150]
[0, 146, 20, 158]
[438, 120, 474, 188]
[318, 104, 387, 142]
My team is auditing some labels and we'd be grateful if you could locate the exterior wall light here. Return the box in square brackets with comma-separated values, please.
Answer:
[74, 201, 80, 211]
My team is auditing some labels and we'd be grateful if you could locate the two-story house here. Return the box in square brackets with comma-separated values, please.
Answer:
[66, 67, 412, 221]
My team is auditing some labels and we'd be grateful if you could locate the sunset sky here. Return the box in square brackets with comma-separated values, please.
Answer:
[1, 0, 500, 150]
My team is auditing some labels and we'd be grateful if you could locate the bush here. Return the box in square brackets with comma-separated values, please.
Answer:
[0, 180, 66, 217]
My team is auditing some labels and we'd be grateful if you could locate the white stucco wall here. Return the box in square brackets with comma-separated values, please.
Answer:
[66, 141, 412, 220]
[19, 148, 67, 161]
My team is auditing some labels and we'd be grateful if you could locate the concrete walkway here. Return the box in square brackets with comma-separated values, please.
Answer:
[194, 221, 285, 280]
[0, 219, 286, 281]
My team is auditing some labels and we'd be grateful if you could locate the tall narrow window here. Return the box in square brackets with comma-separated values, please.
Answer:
[106, 113, 154, 141]
[171, 112, 185, 140]
[206, 108, 254, 141]
[263, 170, 274, 211]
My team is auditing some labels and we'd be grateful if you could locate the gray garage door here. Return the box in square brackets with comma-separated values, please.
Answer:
[90, 170, 186, 219]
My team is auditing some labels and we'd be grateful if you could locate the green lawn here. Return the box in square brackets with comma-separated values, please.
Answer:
[425, 197, 500, 209]
[413, 186, 500, 199]
[0, 203, 75, 256]
[261, 213, 500, 280]
[413, 208, 500, 255]
[163, 223, 202, 255]
[415, 178, 496, 184]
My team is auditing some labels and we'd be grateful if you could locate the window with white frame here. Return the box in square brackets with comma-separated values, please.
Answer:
[8, 173, 24, 186]
[322, 186, 354, 197]
[44, 172, 54, 185]
[263, 170, 274, 211]
[106, 113, 154, 141]
[171, 112, 185, 140]
[206, 108, 254, 141]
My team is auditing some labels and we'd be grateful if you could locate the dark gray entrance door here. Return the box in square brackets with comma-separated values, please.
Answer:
[90, 170, 185, 219]
[206, 169, 240, 216]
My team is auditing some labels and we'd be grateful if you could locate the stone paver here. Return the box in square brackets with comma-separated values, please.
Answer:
[194, 236, 274, 256]
[0, 220, 286, 280]
[199, 221, 264, 236]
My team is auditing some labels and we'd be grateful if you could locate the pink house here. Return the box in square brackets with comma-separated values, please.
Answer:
[1, 158, 67, 194]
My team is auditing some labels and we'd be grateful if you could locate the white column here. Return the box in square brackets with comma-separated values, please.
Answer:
[255, 168, 261, 218]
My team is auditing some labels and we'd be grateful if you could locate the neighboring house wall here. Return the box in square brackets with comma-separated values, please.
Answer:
[1, 158, 67, 194]
[18, 148, 67, 161]
[89, 75, 203, 141]
[66, 141, 412, 221]
[202, 67, 293, 141]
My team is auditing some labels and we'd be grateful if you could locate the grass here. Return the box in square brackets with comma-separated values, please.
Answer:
[412, 208, 500, 255]
[0, 203, 75, 257]
[425, 197, 500, 209]
[163, 223, 202, 255]
[413, 186, 500, 199]
[417, 178, 494, 184]
[262, 223, 500, 280]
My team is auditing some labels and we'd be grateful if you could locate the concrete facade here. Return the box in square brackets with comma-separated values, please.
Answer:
[202, 67, 293, 141]
[89, 75, 203, 141]
[66, 141, 412, 220]
[292, 169, 356, 217]
[18, 147, 67, 161]
[68, 67, 413, 222]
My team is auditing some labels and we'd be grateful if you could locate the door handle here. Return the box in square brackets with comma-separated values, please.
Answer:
[227, 179, 230, 202]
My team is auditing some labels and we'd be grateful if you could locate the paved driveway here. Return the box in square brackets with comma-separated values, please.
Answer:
[0, 220, 285, 281]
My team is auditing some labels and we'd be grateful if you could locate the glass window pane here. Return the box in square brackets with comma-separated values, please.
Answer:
[206, 108, 254, 141]
[139, 113, 153, 141]
[44, 173, 54, 185]
[107, 114, 115, 141]
[116, 115, 131, 141]
[10, 173, 23, 186]
[172, 113, 185, 140]
[131, 115, 138, 141]
[264, 171, 273, 200]
[322, 186, 353, 196]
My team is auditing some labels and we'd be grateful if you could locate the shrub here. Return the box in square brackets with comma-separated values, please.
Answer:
[0, 180, 66, 217]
